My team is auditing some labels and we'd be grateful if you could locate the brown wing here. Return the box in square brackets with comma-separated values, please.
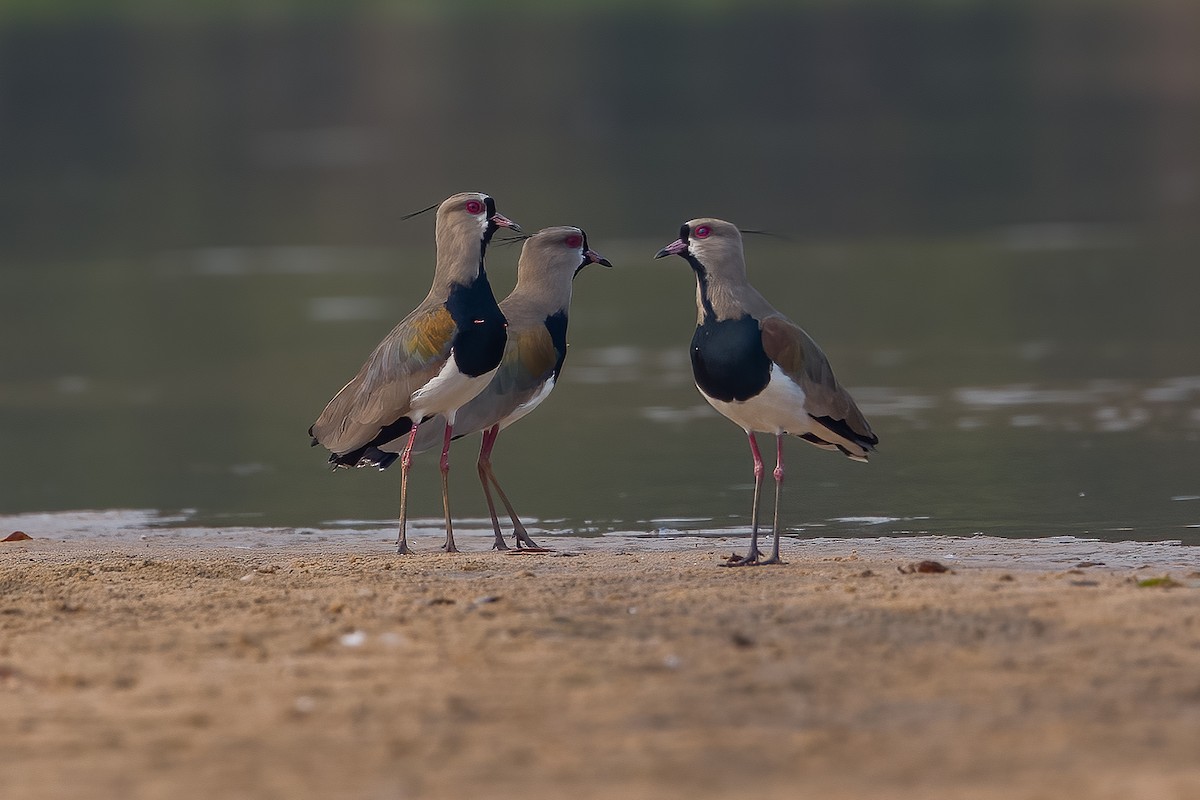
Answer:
[509, 325, 561, 393]
[310, 303, 456, 455]
[447, 324, 561, 437]
[760, 315, 877, 448]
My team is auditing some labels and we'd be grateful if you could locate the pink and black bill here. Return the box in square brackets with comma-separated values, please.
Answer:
[574, 229, 613, 275]
[653, 231, 690, 259]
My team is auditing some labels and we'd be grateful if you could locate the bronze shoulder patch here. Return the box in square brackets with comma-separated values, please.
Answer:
[402, 306, 456, 363]
[513, 326, 559, 386]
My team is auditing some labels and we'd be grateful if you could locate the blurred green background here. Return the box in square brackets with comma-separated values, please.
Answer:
[2, 1, 1198, 542]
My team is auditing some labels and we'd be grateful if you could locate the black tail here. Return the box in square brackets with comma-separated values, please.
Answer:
[328, 446, 399, 471]
[810, 414, 878, 452]
[318, 416, 414, 471]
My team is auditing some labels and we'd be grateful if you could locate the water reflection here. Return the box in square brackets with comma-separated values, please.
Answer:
[573, 343, 1200, 437]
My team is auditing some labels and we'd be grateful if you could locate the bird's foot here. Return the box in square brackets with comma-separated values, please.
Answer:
[396, 542, 412, 556]
[721, 547, 766, 567]
[442, 541, 460, 554]
[759, 553, 785, 566]
[514, 530, 547, 552]
[491, 537, 510, 552]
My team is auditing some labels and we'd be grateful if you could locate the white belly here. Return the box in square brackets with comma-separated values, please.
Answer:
[699, 364, 812, 435]
[409, 351, 499, 425]
[499, 376, 556, 430]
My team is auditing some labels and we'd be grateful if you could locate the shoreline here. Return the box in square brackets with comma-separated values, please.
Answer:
[3, 513, 1200, 573]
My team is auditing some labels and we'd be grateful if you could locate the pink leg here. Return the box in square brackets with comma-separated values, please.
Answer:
[439, 421, 458, 553]
[477, 425, 507, 550]
[762, 434, 786, 565]
[478, 425, 544, 551]
[724, 431, 766, 567]
[480, 424, 499, 460]
[396, 420, 420, 554]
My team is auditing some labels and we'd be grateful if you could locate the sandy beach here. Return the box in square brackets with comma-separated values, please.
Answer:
[3, 531, 1200, 800]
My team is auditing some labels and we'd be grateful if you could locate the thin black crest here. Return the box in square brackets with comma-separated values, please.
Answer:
[399, 201, 441, 221]
[494, 232, 533, 248]
[739, 227, 791, 242]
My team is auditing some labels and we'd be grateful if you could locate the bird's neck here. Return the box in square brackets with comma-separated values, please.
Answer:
[508, 271, 574, 317]
[432, 230, 487, 294]
[688, 257, 744, 325]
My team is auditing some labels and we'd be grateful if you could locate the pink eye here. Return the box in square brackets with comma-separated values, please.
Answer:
[693, 225, 711, 239]
[465, 200, 484, 215]
[565, 234, 583, 249]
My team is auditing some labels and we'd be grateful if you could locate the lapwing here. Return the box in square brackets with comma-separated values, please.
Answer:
[655, 218, 877, 565]
[412, 226, 611, 550]
[309, 192, 519, 554]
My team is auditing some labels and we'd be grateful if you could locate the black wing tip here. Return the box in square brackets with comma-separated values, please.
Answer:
[802, 415, 879, 460]
[327, 451, 354, 468]
[318, 417, 414, 469]
[360, 449, 400, 470]
[326, 446, 400, 471]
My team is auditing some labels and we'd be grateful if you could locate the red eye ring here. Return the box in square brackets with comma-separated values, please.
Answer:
[565, 234, 583, 249]
[465, 200, 484, 215]
[693, 225, 711, 239]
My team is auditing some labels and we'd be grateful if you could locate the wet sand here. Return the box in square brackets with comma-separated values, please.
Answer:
[3, 532, 1200, 799]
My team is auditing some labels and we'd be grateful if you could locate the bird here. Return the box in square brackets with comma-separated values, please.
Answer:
[410, 226, 612, 551]
[654, 218, 878, 566]
[309, 191, 520, 555]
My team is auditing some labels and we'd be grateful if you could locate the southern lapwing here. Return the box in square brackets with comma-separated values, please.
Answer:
[412, 226, 611, 551]
[654, 218, 878, 566]
[309, 192, 519, 554]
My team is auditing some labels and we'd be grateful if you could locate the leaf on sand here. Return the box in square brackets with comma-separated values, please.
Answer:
[3, 531, 32, 542]
[1137, 576, 1180, 588]
[898, 560, 951, 574]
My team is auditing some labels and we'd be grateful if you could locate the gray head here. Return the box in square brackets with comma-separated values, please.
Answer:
[433, 192, 521, 262]
[503, 226, 612, 313]
[519, 226, 611, 280]
[653, 218, 747, 282]
[425, 192, 521, 291]
[655, 218, 773, 322]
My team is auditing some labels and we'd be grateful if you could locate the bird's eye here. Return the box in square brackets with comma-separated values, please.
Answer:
[465, 200, 484, 215]
[693, 225, 711, 239]
[565, 234, 583, 249]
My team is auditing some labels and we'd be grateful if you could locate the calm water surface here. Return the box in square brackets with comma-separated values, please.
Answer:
[2, 6, 1198, 544]
[5, 235, 1199, 544]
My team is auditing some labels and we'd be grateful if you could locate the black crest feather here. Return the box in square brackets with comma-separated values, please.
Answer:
[400, 201, 440, 221]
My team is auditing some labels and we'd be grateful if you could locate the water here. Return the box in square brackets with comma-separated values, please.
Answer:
[2, 5, 1199, 545]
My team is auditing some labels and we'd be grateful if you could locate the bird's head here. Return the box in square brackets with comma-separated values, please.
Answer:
[653, 218, 744, 274]
[436, 192, 521, 251]
[520, 226, 613, 281]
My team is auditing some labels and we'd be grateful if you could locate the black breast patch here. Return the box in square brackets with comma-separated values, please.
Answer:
[544, 310, 569, 377]
[446, 272, 507, 377]
[690, 314, 771, 403]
